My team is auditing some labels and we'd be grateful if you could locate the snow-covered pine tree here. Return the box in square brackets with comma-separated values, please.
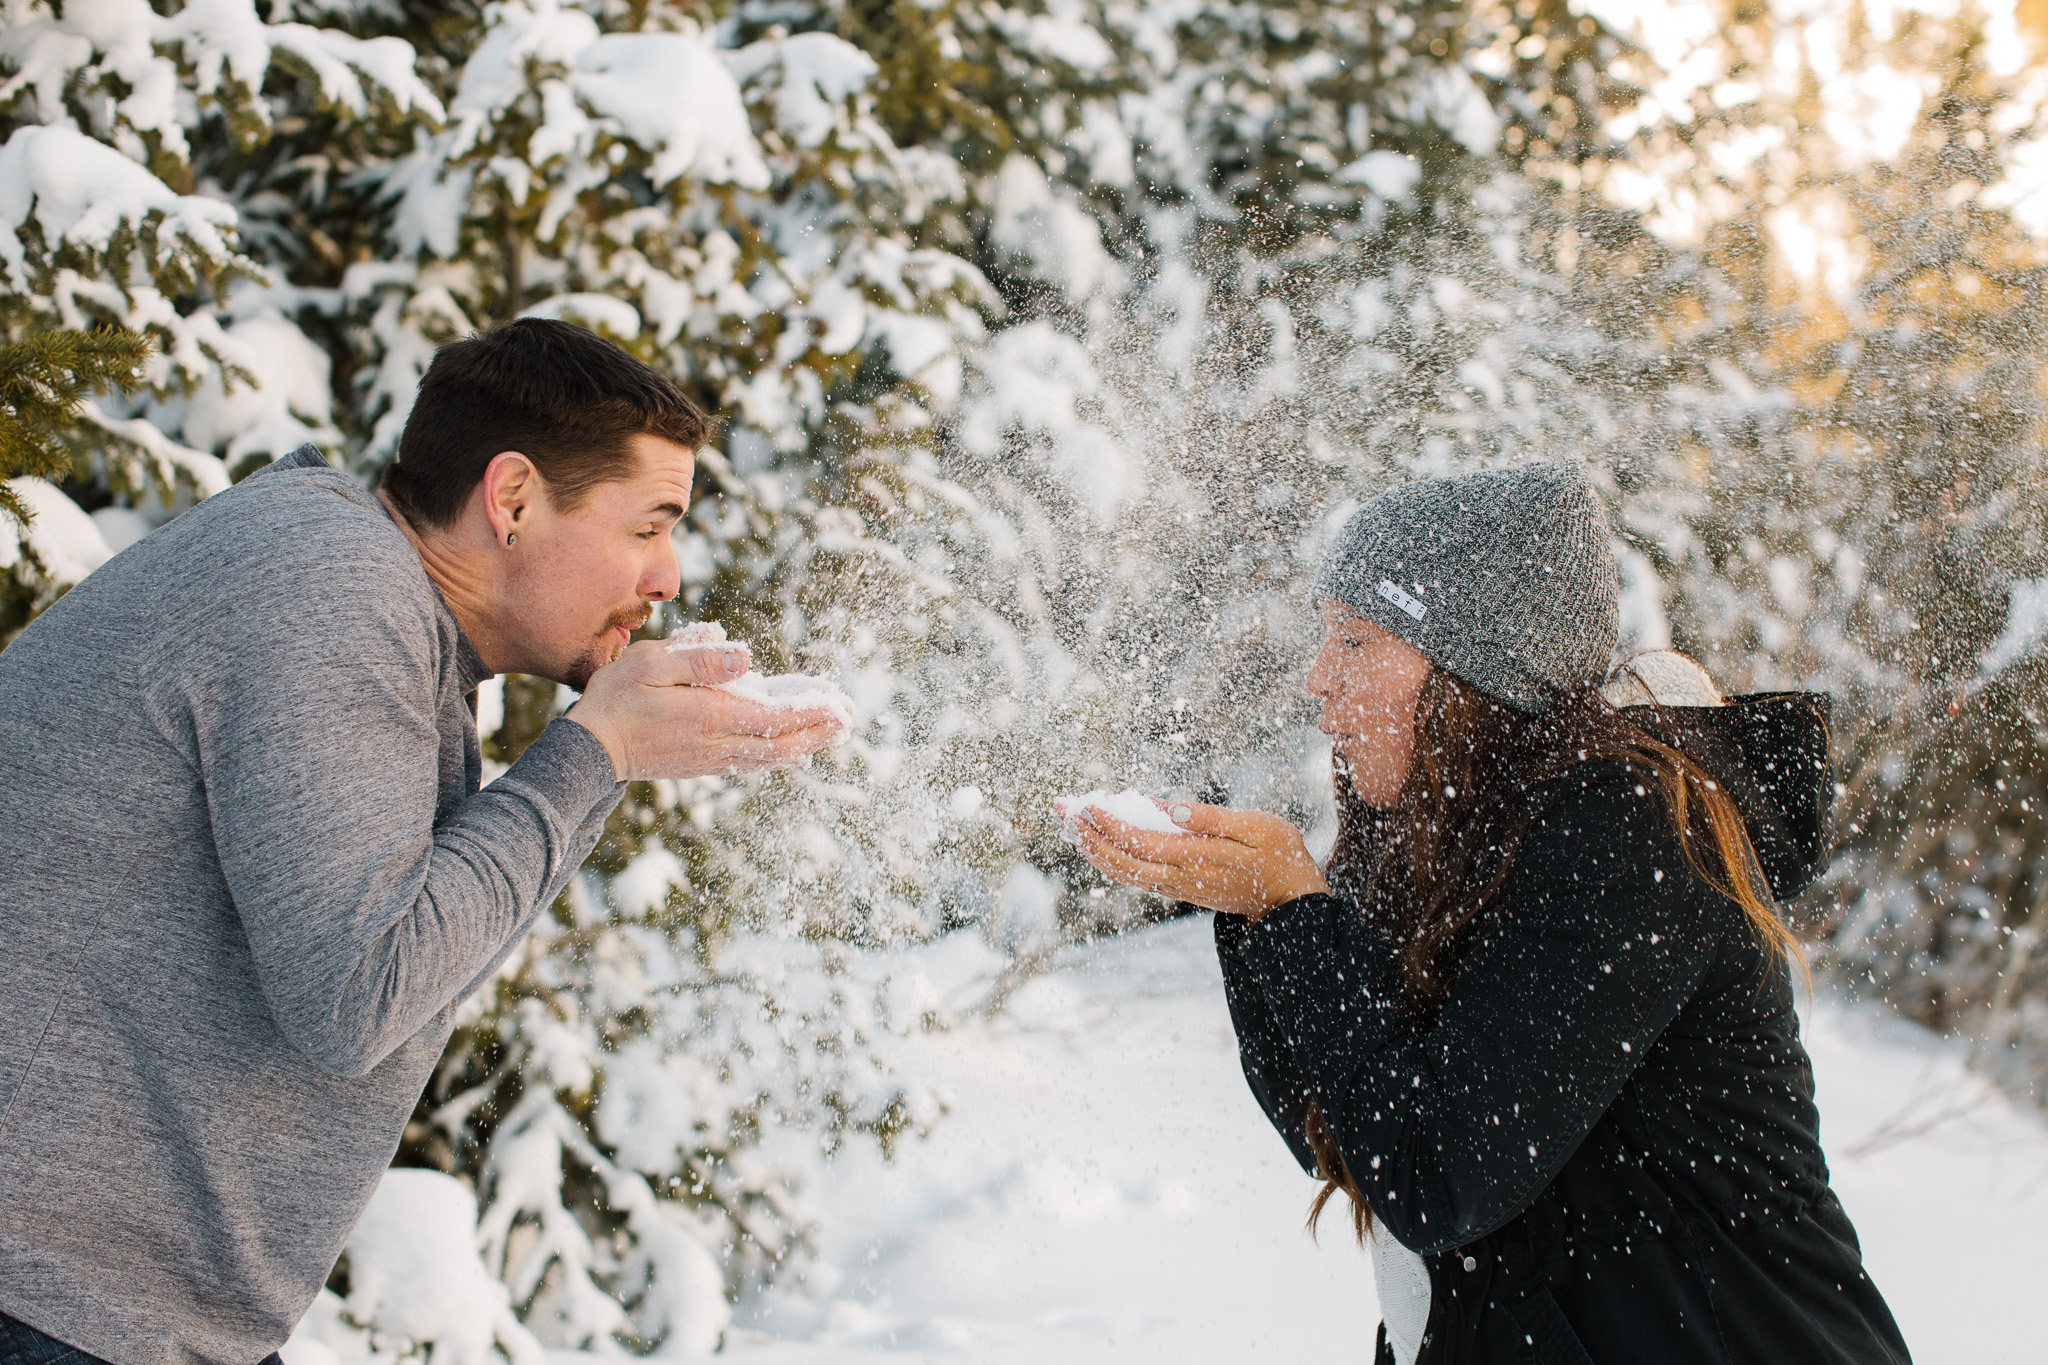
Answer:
[0, 325, 150, 633]
[1776, 16, 2048, 1067]
[0, 0, 444, 627]
[0, 328, 152, 515]
[1586, 0, 2048, 1070]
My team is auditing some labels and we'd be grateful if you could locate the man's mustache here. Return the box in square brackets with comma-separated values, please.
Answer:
[603, 607, 651, 636]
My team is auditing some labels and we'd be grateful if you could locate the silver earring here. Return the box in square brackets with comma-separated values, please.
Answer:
[506, 533, 517, 546]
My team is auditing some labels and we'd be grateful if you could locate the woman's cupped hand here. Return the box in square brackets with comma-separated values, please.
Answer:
[1070, 800, 1329, 920]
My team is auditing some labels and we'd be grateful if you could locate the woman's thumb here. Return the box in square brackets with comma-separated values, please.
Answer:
[1164, 799, 1252, 841]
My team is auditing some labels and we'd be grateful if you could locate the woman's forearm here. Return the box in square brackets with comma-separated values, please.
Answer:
[1214, 911, 1323, 1175]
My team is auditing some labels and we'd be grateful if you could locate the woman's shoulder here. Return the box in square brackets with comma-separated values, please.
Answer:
[1505, 761, 1737, 939]
[1522, 759, 1675, 848]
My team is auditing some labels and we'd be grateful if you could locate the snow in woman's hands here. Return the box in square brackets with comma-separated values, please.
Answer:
[666, 620, 857, 734]
[1054, 789, 1190, 843]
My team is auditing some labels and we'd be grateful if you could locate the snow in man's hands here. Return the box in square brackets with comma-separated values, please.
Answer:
[666, 620, 858, 734]
[1053, 789, 1190, 841]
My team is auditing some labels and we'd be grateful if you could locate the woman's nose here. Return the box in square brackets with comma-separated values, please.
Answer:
[1305, 646, 1335, 699]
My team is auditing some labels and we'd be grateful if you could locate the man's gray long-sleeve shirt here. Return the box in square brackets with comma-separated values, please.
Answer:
[0, 446, 626, 1365]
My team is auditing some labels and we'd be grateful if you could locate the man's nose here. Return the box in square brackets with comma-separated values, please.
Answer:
[645, 540, 682, 602]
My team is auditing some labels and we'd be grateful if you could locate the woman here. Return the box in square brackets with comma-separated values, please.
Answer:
[1072, 462, 1909, 1364]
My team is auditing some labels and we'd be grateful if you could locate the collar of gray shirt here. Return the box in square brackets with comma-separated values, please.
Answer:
[263, 442, 494, 694]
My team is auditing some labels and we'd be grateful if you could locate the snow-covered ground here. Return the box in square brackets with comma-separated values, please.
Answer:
[716, 916, 2048, 1364]
[296, 914, 2048, 1364]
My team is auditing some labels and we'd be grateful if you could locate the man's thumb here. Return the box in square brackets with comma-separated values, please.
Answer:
[651, 637, 752, 685]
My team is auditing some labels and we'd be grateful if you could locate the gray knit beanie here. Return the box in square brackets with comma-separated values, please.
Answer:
[1313, 461, 1620, 713]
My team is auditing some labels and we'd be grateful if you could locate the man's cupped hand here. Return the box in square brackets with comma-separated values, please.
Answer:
[567, 639, 845, 781]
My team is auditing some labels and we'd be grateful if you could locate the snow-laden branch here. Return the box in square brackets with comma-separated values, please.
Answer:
[0, 126, 237, 289]
[444, 3, 770, 195]
[75, 398, 230, 500]
[0, 0, 442, 171]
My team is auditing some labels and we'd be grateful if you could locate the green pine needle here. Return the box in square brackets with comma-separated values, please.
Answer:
[0, 327, 153, 532]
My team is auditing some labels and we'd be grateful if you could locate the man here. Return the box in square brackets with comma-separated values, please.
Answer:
[0, 319, 843, 1365]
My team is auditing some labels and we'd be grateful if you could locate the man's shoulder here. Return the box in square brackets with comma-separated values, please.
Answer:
[164, 447, 418, 582]
[212, 446, 393, 537]
[56, 447, 443, 679]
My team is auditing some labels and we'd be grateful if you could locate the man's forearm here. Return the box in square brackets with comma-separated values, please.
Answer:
[226, 716, 624, 1077]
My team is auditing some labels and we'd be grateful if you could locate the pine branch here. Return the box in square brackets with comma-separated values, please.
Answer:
[0, 328, 153, 531]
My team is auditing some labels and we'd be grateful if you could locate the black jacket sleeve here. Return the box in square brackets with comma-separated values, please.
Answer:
[1214, 908, 1377, 1175]
[1226, 769, 1726, 1255]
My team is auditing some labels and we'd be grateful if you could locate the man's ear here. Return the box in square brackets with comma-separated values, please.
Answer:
[479, 451, 539, 546]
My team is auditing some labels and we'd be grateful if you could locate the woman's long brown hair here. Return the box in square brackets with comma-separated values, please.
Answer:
[1303, 667, 1801, 1242]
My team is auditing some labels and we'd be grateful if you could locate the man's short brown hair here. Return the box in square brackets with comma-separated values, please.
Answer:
[381, 318, 710, 527]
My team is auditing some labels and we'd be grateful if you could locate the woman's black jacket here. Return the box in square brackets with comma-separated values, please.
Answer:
[1214, 695, 1910, 1365]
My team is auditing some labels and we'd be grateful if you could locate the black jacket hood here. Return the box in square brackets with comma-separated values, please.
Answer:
[1632, 691, 1833, 902]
